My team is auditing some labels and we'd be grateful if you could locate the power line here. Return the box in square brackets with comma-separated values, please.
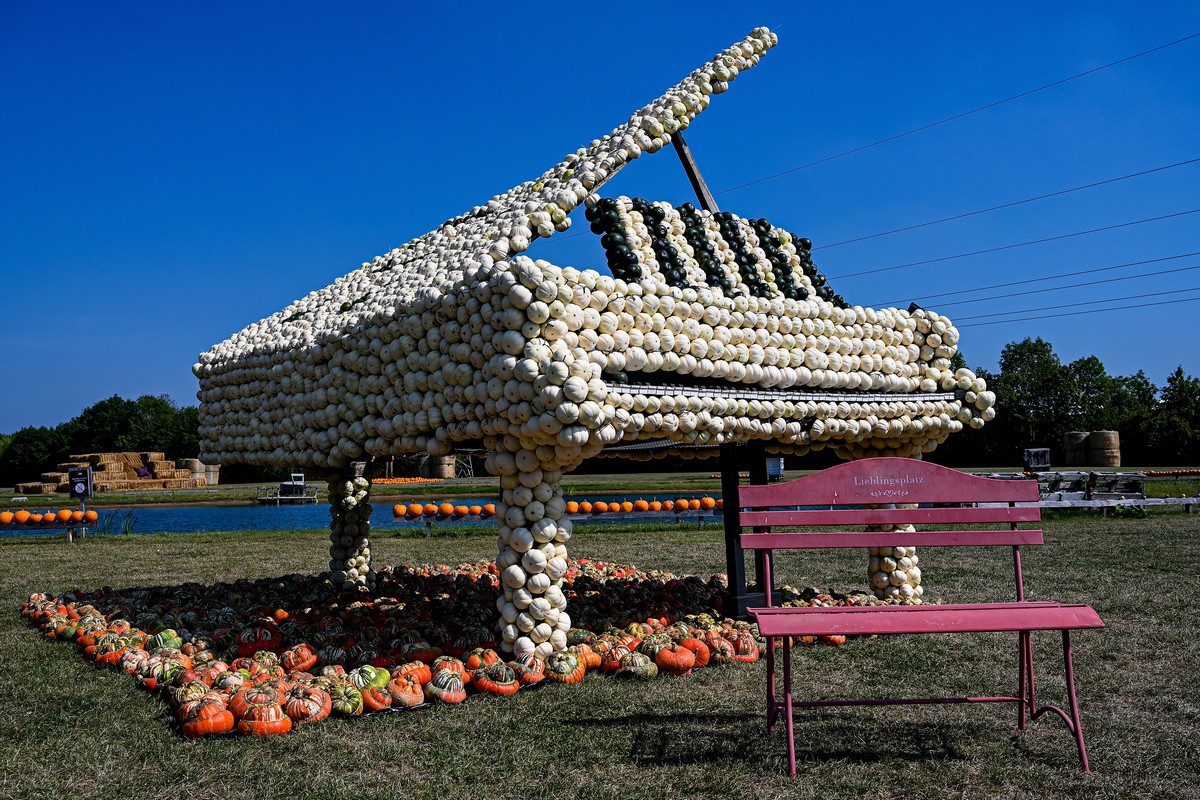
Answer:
[715, 32, 1200, 196]
[928, 263, 1200, 309]
[816, 157, 1200, 250]
[830, 208, 1200, 279]
[958, 296, 1200, 327]
[871, 251, 1200, 306]
[952, 286, 1200, 321]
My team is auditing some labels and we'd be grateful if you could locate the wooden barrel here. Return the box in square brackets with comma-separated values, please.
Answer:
[417, 455, 456, 479]
[1088, 431, 1121, 468]
[1062, 432, 1089, 467]
[430, 455, 456, 479]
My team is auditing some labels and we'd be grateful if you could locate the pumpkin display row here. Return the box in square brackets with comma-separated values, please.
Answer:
[389, 497, 721, 519]
[22, 557, 896, 737]
[0, 509, 99, 526]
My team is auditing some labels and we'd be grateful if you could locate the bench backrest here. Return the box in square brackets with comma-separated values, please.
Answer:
[738, 458, 1042, 601]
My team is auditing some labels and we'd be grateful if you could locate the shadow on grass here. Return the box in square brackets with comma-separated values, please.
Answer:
[567, 710, 970, 767]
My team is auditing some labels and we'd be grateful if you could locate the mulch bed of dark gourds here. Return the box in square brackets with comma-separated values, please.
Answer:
[20, 558, 864, 738]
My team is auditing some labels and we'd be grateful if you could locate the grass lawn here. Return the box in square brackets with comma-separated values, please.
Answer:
[2, 512, 1198, 799]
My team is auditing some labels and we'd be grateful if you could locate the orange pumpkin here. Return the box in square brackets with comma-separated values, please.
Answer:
[386, 673, 426, 707]
[83, 510, 98, 522]
[56, 509, 73, 523]
[395, 660, 432, 686]
[361, 684, 393, 712]
[423, 503, 439, 516]
[700, 496, 717, 510]
[655, 644, 696, 677]
[620, 501, 634, 513]
[407, 503, 424, 518]
[438, 502, 455, 516]
[178, 693, 235, 738]
[468, 504, 482, 516]
[679, 637, 711, 668]
[453, 505, 469, 517]
[565, 501, 580, 514]
[633, 499, 649, 512]
[282, 684, 331, 726]
[0, 512, 13, 525]
[473, 662, 520, 697]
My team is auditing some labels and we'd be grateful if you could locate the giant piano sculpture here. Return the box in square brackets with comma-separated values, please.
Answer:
[195, 27, 996, 659]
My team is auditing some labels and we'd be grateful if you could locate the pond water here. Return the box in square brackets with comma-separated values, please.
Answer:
[4, 494, 723, 536]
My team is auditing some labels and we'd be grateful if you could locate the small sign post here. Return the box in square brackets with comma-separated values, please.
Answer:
[67, 467, 92, 542]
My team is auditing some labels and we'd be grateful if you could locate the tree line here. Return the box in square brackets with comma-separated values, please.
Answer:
[1, 339, 1197, 487]
[932, 338, 1200, 467]
[0, 395, 199, 488]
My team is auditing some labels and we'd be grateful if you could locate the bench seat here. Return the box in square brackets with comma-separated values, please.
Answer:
[751, 601, 1104, 638]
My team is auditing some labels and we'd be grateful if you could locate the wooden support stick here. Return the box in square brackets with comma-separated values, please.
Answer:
[672, 131, 720, 213]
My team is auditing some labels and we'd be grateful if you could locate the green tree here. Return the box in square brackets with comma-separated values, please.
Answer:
[992, 338, 1073, 451]
[171, 405, 200, 459]
[1136, 367, 1200, 464]
[114, 395, 182, 453]
[62, 395, 136, 454]
[1062, 356, 1113, 432]
[0, 426, 69, 487]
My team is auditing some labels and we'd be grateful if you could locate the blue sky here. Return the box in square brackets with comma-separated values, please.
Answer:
[2, 2, 1198, 432]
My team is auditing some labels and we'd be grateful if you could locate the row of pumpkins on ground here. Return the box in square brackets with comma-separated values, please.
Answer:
[1, 508, 98, 526]
[391, 496, 721, 519]
[20, 558, 860, 738]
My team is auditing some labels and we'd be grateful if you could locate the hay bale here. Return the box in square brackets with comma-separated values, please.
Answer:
[40, 472, 69, 483]
[139, 452, 166, 463]
[188, 477, 208, 488]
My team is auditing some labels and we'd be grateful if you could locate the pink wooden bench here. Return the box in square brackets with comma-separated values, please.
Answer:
[740, 457, 1104, 777]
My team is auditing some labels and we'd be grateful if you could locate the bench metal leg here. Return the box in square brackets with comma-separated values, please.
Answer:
[1061, 630, 1091, 772]
[1017, 629, 1033, 730]
[765, 635, 776, 732]
[1024, 629, 1091, 773]
[782, 635, 796, 778]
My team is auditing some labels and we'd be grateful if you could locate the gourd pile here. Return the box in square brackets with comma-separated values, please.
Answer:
[192, 26, 995, 653]
[21, 558, 886, 738]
